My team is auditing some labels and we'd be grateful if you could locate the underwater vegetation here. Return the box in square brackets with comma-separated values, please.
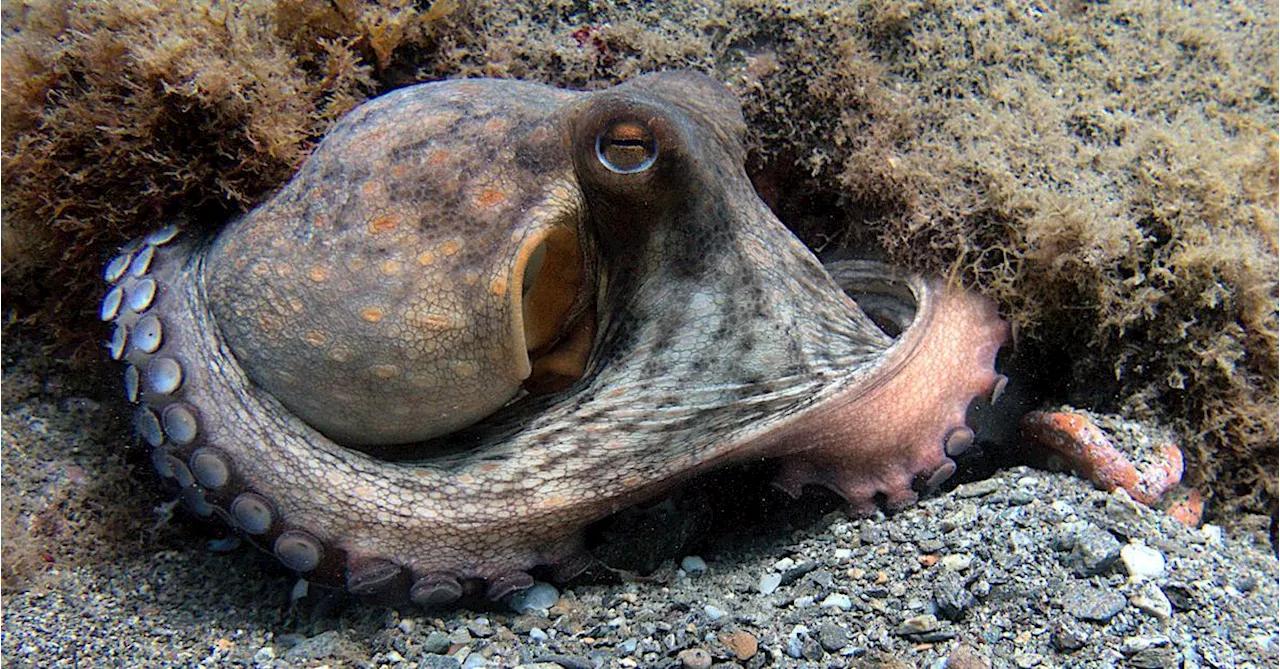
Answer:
[2, 0, 1275, 521]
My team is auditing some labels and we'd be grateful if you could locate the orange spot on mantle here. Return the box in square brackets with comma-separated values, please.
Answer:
[368, 214, 400, 234]
[476, 188, 506, 208]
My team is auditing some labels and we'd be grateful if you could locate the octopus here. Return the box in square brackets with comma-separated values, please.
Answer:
[99, 71, 1008, 606]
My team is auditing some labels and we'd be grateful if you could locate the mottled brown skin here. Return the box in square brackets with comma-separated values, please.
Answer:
[101, 72, 1007, 605]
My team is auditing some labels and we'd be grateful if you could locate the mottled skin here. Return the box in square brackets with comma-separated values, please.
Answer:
[102, 72, 1007, 604]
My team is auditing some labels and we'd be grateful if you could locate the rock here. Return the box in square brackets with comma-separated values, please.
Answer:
[758, 572, 782, 595]
[1051, 618, 1089, 652]
[447, 627, 471, 646]
[676, 648, 712, 669]
[1196, 636, 1236, 668]
[1008, 489, 1036, 506]
[805, 569, 835, 589]
[819, 593, 852, 610]
[1122, 635, 1179, 668]
[934, 573, 975, 621]
[466, 617, 493, 638]
[680, 555, 708, 576]
[507, 582, 560, 614]
[1120, 543, 1166, 581]
[955, 479, 1001, 498]
[529, 627, 549, 642]
[779, 560, 819, 586]
[941, 553, 973, 571]
[947, 643, 992, 669]
[1130, 581, 1173, 619]
[1063, 584, 1127, 622]
[1161, 582, 1198, 611]
[860, 525, 889, 544]
[896, 614, 939, 636]
[280, 631, 347, 662]
[702, 604, 725, 621]
[717, 630, 758, 661]
[817, 622, 848, 652]
[1065, 524, 1122, 576]
[422, 631, 451, 654]
[785, 625, 810, 659]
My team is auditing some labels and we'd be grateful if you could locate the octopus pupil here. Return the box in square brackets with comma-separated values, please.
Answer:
[595, 121, 657, 174]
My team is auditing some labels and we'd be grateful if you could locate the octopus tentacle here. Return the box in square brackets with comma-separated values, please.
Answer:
[770, 261, 1008, 514]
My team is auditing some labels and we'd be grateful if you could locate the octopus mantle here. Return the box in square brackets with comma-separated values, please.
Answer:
[100, 71, 1008, 606]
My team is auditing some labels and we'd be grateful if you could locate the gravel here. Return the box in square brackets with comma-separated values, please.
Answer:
[3, 336, 1277, 667]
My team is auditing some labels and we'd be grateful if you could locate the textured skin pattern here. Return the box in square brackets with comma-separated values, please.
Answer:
[101, 72, 1008, 605]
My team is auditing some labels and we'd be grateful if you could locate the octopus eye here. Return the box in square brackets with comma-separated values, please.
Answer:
[595, 120, 658, 174]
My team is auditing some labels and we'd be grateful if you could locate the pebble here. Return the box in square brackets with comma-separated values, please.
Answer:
[422, 631, 451, 654]
[779, 560, 819, 586]
[1120, 542, 1166, 581]
[896, 614, 940, 636]
[941, 553, 973, 571]
[507, 582, 560, 614]
[702, 604, 725, 621]
[805, 569, 834, 589]
[1131, 581, 1173, 619]
[1007, 488, 1037, 506]
[817, 622, 849, 652]
[1066, 524, 1122, 576]
[1195, 636, 1236, 667]
[680, 555, 708, 576]
[1063, 583, 1127, 622]
[1122, 635, 1180, 668]
[676, 648, 712, 669]
[934, 573, 975, 620]
[397, 618, 416, 634]
[785, 624, 810, 659]
[758, 572, 782, 595]
[718, 630, 758, 661]
[946, 643, 992, 669]
[466, 617, 493, 638]
[529, 627, 549, 642]
[955, 479, 1001, 498]
[281, 631, 344, 662]
[1051, 618, 1089, 652]
[819, 593, 852, 610]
